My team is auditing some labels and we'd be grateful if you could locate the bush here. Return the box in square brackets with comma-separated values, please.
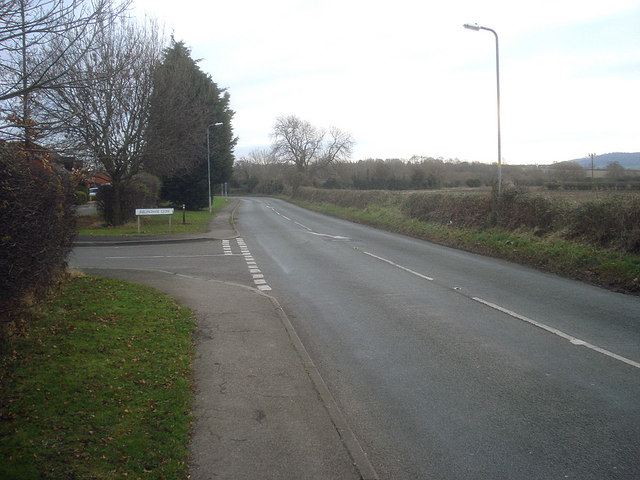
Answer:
[74, 189, 88, 205]
[97, 173, 160, 225]
[568, 196, 640, 253]
[402, 192, 492, 228]
[495, 188, 566, 233]
[0, 145, 77, 323]
[465, 178, 482, 188]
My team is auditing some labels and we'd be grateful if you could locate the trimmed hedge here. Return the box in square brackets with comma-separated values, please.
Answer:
[0, 145, 77, 323]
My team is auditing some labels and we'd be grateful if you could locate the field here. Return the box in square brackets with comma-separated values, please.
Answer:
[525, 186, 640, 203]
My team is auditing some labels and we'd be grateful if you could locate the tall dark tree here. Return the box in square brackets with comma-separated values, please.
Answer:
[144, 39, 235, 209]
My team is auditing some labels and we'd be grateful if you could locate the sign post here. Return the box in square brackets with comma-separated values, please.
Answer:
[135, 208, 175, 233]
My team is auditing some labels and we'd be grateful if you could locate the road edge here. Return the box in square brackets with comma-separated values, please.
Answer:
[75, 267, 378, 479]
[265, 293, 379, 480]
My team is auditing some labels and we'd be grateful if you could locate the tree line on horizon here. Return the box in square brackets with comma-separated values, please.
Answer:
[233, 151, 640, 194]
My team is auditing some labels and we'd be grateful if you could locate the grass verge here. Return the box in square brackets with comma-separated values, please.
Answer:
[290, 198, 640, 294]
[77, 197, 230, 236]
[0, 274, 195, 479]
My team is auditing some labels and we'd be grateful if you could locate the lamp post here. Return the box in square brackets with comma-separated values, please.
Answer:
[464, 23, 502, 194]
[207, 122, 224, 213]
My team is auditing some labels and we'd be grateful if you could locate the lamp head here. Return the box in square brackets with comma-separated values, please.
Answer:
[463, 23, 481, 31]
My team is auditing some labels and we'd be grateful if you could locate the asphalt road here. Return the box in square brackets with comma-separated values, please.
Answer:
[71, 197, 640, 479]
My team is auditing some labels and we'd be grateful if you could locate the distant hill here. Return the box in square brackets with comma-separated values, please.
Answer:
[571, 152, 640, 170]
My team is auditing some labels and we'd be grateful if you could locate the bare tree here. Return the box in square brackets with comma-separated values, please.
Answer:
[317, 126, 354, 167]
[271, 115, 354, 173]
[245, 147, 278, 165]
[0, 0, 128, 145]
[272, 115, 323, 172]
[44, 16, 164, 224]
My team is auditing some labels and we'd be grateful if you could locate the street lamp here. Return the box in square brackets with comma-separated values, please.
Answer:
[207, 122, 224, 213]
[464, 23, 502, 194]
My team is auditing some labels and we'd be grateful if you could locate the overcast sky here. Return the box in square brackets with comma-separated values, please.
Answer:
[133, 0, 639, 165]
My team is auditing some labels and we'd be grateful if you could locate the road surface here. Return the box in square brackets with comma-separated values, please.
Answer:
[71, 197, 640, 479]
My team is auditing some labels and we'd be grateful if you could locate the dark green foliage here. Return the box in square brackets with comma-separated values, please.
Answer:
[145, 40, 236, 208]
[0, 145, 77, 321]
[466, 178, 482, 187]
[96, 173, 161, 225]
[160, 164, 209, 210]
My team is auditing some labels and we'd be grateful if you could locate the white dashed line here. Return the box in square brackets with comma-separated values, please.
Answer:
[235, 238, 272, 291]
[362, 251, 434, 282]
[222, 239, 233, 255]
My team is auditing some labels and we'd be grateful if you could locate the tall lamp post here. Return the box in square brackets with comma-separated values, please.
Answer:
[207, 122, 224, 213]
[464, 23, 502, 194]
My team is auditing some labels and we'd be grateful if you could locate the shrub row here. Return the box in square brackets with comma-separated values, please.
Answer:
[293, 187, 640, 254]
[293, 187, 398, 210]
[0, 145, 77, 323]
[568, 196, 640, 252]
[546, 181, 640, 191]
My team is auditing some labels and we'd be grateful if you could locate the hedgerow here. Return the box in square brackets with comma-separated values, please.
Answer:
[0, 144, 77, 325]
[293, 186, 640, 255]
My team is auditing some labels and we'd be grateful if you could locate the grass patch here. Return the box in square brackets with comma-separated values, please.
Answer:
[289, 197, 640, 294]
[77, 198, 230, 236]
[0, 275, 195, 479]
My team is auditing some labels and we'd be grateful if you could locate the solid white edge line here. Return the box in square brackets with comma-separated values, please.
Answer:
[362, 251, 434, 281]
[472, 297, 640, 370]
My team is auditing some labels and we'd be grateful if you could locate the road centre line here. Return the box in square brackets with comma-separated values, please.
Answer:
[308, 231, 351, 241]
[266, 205, 291, 221]
[362, 251, 434, 282]
[473, 297, 640, 370]
[268, 205, 352, 241]
[295, 221, 312, 231]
